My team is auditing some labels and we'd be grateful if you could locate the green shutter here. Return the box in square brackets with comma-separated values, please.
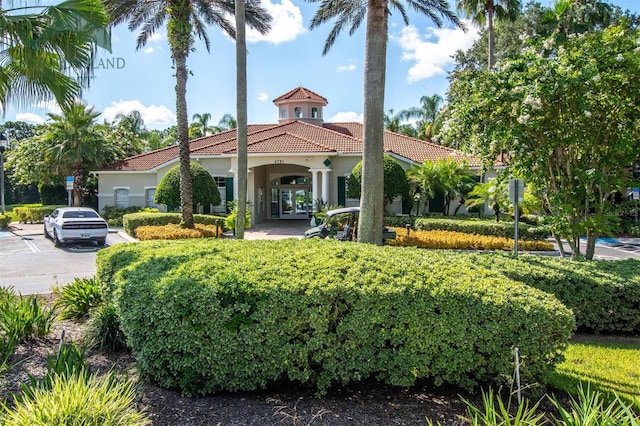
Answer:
[225, 177, 234, 213]
[338, 176, 346, 207]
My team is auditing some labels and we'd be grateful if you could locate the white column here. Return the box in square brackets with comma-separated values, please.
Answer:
[229, 169, 238, 200]
[321, 169, 330, 205]
[310, 170, 319, 209]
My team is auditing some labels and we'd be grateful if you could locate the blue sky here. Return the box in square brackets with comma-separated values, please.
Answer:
[8, 0, 640, 130]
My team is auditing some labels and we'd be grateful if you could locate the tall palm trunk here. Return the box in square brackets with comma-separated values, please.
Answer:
[168, 3, 194, 228]
[235, 0, 247, 239]
[73, 162, 84, 206]
[358, 0, 387, 245]
[487, 4, 495, 70]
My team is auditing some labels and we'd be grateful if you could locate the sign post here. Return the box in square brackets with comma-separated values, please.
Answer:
[633, 188, 639, 224]
[508, 179, 525, 256]
[66, 176, 74, 206]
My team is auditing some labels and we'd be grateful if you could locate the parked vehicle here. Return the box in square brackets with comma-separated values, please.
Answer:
[304, 207, 396, 242]
[44, 207, 109, 247]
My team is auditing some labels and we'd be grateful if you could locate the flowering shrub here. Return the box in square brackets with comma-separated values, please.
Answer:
[135, 223, 222, 240]
[388, 228, 554, 251]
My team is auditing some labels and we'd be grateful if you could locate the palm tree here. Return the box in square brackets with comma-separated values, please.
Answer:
[0, 0, 111, 112]
[384, 108, 402, 133]
[235, 0, 247, 238]
[401, 94, 442, 141]
[105, 0, 271, 228]
[407, 160, 441, 215]
[217, 113, 237, 132]
[541, 0, 612, 40]
[435, 158, 472, 216]
[45, 103, 106, 206]
[192, 112, 216, 136]
[309, 0, 462, 245]
[456, 0, 521, 70]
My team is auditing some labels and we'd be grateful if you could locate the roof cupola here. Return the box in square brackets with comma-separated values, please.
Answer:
[273, 87, 328, 126]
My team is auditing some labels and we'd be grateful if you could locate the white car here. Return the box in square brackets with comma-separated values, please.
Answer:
[44, 207, 109, 247]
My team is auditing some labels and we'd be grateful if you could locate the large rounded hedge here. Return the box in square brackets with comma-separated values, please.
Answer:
[97, 240, 574, 396]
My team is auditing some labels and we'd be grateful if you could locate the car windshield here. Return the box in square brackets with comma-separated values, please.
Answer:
[62, 211, 99, 219]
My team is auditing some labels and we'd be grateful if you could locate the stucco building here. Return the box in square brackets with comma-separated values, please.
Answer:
[95, 87, 485, 223]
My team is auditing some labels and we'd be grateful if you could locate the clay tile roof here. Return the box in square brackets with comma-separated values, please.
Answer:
[97, 120, 483, 172]
[272, 87, 328, 104]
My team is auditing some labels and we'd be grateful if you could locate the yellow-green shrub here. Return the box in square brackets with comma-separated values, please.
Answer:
[388, 228, 554, 251]
[97, 239, 573, 396]
[123, 212, 226, 236]
[135, 223, 223, 240]
[0, 214, 11, 228]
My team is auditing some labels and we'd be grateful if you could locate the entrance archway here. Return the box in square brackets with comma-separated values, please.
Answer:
[270, 175, 312, 220]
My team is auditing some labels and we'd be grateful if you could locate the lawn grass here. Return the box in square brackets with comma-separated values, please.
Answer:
[546, 335, 640, 410]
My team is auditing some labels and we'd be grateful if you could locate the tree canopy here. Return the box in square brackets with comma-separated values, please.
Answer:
[154, 162, 220, 209]
[442, 23, 640, 259]
[347, 155, 410, 210]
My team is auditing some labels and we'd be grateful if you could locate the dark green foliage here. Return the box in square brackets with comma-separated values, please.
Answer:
[466, 253, 640, 334]
[347, 155, 410, 207]
[39, 183, 67, 206]
[96, 239, 573, 396]
[154, 162, 221, 208]
[414, 218, 551, 240]
[54, 277, 103, 320]
[85, 303, 128, 353]
[122, 212, 226, 236]
[101, 205, 149, 227]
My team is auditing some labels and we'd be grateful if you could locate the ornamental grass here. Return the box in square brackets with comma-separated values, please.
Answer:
[388, 228, 554, 251]
[134, 223, 222, 240]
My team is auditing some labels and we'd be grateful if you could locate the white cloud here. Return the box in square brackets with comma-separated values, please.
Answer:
[144, 47, 155, 54]
[257, 92, 269, 101]
[101, 100, 176, 129]
[148, 32, 165, 42]
[393, 20, 479, 82]
[35, 100, 62, 115]
[328, 111, 363, 123]
[246, 0, 306, 44]
[16, 112, 46, 125]
[337, 63, 356, 72]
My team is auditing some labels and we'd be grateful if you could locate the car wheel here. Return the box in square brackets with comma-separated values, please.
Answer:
[53, 229, 61, 247]
[96, 238, 106, 247]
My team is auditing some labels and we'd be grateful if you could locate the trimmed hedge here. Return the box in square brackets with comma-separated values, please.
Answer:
[465, 253, 640, 334]
[0, 214, 10, 228]
[122, 212, 226, 237]
[135, 223, 223, 240]
[97, 240, 573, 396]
[414, 218, 551, 240]
[388, 228, 554, 251]
[13, 205, 62, 223]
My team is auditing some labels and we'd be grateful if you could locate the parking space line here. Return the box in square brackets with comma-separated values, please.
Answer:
[23, 238, 40, 253]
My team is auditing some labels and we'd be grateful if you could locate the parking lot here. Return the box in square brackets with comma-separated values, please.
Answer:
[0, 225, 131, 294]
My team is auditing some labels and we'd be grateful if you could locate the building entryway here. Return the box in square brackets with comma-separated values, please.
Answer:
[269, 175, 313, 220]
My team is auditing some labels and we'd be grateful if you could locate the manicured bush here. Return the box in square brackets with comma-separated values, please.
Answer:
[388, 228, 554, 251]
[122, 212, 226, 237]
[414, 218, 550, 240]
[135, 223, 223, 240]
[12, 205, 62, 223]
[101, 206, 157, 227]
[1, 372, 150, 425]
[465, 253, 640, 334]
[97, 240, 573, 396]
[0, 214, 11, 228]
[154, 162, 221, 208]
